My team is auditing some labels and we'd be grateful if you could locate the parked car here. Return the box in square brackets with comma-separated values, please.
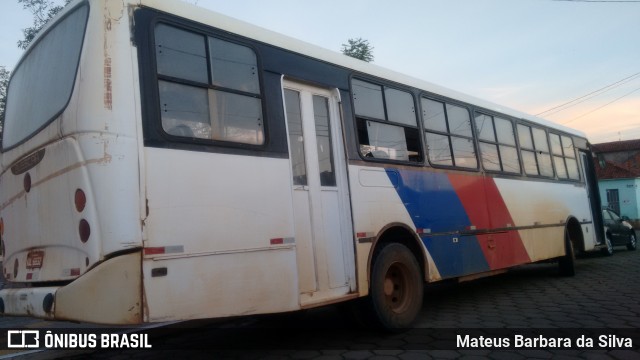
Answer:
[602, 207, 637, 255]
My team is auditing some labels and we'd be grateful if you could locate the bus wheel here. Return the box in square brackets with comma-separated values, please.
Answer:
[369, 243, 423, 330]
[558, 232, 575, 277]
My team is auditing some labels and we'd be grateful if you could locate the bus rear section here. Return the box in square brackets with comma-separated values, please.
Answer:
[0, 0, 144, 324]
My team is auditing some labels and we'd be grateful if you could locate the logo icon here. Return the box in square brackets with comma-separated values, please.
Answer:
[7, 330, 40, 348]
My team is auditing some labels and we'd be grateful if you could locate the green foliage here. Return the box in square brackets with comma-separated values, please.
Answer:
[0, 66, 9, 130]
[1, 0, 70, 139]
[341, 38, 374, 63]
[17, 0, 72, 50]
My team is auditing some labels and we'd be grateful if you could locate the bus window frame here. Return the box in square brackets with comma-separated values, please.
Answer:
[419, 93, 479, 172]
[349, 75, 425, 166]
[473, 110, 522, 176]
[135, 9, 291, 159]
[549, 131, 582, 182]
[515, 121, 557, 180]
[152, 19, 268, 148]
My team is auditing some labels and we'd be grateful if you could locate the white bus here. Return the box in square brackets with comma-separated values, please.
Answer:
[0, 0, 605, 329]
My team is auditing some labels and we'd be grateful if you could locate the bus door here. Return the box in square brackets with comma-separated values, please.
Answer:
[580, 150, 604, 245]
[282, 80, 355, 307]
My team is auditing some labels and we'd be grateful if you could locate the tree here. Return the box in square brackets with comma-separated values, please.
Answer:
[0, 66, 9, 132]
[341, 38, 374, 63]
[1, 0, 70, 138]
[18, 0, 72, 50]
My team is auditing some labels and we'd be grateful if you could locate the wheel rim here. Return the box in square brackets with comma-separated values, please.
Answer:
[606, 237, 613, 254]
[383, 262, 413, 313]
[631, 234, 637, 247]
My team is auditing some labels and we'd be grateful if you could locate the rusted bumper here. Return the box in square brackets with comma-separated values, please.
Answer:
[0, 252, 142, 324]
[0, 286, 58, 319]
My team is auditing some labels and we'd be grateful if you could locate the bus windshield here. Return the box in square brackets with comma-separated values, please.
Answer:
[2, 4, 88, 150]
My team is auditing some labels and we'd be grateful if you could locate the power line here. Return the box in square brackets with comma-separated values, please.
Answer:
[553, 0, 640, 3]
[561, 86, 640, 125]
[536, 72, 640, 116]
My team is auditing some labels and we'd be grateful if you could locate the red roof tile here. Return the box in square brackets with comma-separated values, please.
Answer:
[595, 159, 640, 179]
[592, 139, 640, 153]
[592, 140, 640, 179]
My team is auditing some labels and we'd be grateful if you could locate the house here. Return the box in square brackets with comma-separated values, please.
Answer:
[592, 139, 640, 226]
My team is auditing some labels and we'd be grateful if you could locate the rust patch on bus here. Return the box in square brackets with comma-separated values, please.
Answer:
[103, 11, 113, 110]
[106, 0, 125, 21]
[1, 155, 112, 212]
[102, 1, 124, 111]
[99, 141, 113, 164]
[26, 250, 45, 270]
[104, 56, 113, 110]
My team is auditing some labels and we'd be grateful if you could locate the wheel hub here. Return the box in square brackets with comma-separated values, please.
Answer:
[384, 263, 409, 311]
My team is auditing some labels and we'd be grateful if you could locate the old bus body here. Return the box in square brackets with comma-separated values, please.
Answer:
[0, 0, 604, 327]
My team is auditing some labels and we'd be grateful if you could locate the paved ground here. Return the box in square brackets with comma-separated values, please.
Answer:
[1, 238, 639, 359]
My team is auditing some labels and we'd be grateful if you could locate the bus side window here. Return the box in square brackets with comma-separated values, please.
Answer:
[550, 133, 580, 180]
[517, 124, 554, 177]
[475, 113, 520, 174]
[422, 98, 477, 169]
[352, 79, 421, 162]
[156, 24, 208, 83]
[154, 23, 264, 146]
[562, 136, 580, 180]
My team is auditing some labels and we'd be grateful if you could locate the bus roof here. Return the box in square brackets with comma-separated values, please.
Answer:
[37, 0, 579, 140]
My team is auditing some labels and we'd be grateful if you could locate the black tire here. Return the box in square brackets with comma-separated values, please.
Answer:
[558, 233, 575, 277]
[601, 234, 614, 256]
[368, 243, 423, 330]
[627, 232, 637, 251]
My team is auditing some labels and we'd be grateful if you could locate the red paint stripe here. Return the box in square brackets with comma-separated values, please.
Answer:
[448, 174, 531, 270]
[447, 174, 491, 229]
[144, 247, 166, 255]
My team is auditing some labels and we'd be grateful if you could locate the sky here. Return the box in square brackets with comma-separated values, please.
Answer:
[1, 0, 638, 144]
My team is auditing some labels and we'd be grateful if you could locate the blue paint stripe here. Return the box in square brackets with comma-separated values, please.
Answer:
[422, 235, 489, 278]
[387, 168, 490, 278]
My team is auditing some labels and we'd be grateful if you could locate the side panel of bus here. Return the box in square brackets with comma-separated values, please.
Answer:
[142, 149, 299, 321]
[132, 1, 596, 323]
[134, 7, 359, 321]
[349, 166, 594, 285]
[344, 76, 595, 287]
